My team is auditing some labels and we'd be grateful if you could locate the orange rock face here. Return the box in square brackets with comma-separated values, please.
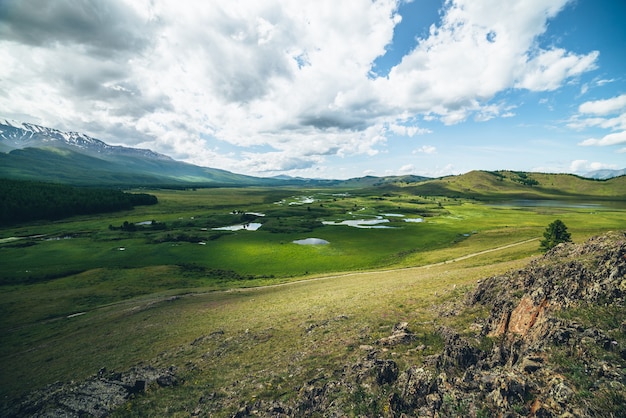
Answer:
[489, 296, 548, 337]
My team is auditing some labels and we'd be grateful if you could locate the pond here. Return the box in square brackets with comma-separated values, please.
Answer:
[293, 238, 330, 245]
[275, 196, 316, 205]
[289, 196, 315, 205]
[322, 215, 424, 228]
[212, 223, 263, 231]
[322, 217, 393, 229]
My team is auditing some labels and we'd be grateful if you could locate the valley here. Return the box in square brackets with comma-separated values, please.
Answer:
[3, 1, 625, 414]
[1, 174, 626, 416]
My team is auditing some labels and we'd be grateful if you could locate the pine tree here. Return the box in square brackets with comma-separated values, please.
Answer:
[540, 219, 572, 251]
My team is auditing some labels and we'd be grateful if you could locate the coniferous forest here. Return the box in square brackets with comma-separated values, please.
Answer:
[0, 179, 157, 225]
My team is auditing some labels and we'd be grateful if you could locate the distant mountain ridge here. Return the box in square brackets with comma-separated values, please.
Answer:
[0, 119, 172, 161]
[0, 119, 280, 186]
[584, 168, 626, 180]
[0, 119, 433, 188]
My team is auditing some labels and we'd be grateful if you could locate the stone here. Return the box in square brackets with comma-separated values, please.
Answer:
[378, 322, 415, 346]
[156, 374, 178, 387]
[1, 366, 180, 417]
[521, 357, 543, 373]
[393, 366, 435, 409]
[375, 360, 399, 385]
[438, 326, 479, 369]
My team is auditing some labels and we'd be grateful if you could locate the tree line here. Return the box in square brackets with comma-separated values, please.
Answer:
[0, 179, 158, 225]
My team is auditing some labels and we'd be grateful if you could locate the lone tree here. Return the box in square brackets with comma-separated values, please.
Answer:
[540, 219, 572, 251]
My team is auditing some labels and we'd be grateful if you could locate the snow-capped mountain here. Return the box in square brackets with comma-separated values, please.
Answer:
[0, 118, 288, 186]
[584, 168, 626, 180]
[0, 119, 172, 161]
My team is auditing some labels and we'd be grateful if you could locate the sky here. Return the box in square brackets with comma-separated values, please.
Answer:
[0, 0, 625, 179]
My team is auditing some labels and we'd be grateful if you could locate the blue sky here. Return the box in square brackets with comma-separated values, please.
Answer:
[1, 0, 625, 178]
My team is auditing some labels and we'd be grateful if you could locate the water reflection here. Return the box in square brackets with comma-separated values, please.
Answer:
[212, 223, 263, 231]
[322, 218, 393, 229]
[293, 238, 330, 245]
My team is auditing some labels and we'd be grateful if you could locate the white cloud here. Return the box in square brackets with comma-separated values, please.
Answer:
[0, 0, 601, 176]
[579, 131, 626, 147]
[398, 164, 416, 174]
[579, 94, 626, 115]
[388, 123, 431, 136]
[376, 0, 596, 119]
[417, 163, 459, 178]
[413, 145, 437, 154]
[569, 160, 617, 173]
[572, 94, 626, 154]
[568, 114, 626, 131]
[516, 48, 598, 91]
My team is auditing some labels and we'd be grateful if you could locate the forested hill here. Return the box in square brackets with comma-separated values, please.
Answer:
[0, 179, 157, 225]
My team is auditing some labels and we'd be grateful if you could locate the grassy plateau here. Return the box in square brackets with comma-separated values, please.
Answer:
[1, 172, 625, 415]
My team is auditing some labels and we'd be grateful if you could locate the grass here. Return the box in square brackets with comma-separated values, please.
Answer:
[2, 253, 527, 415]
[1, 185, 626, 414]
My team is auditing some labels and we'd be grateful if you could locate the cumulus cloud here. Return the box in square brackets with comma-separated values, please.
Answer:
[389, 123, 431, 137]
[579, 131, 626, 147]
[579, 94, 626, 116]
[569, 160, 617, 173]
[0, 0, 153, 55]
[374, 0, 596, 120]
[413, 145, 437, 154]
[0, 0, 600, 175]
[398, 164, 416, 174]
[574, 94, 626, 153]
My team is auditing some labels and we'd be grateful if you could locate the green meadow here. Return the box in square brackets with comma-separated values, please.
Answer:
[1, 179, 626, 414]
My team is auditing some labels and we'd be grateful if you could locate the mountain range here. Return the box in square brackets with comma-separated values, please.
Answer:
[1, 119, 623, 187]
[584, 168, 626, 180]
[0, 119, 433, 187]
[0, 119, 170, 161]
[0, 119, 295, 186]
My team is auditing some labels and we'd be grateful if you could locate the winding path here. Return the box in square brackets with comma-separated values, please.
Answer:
[226, 237, 540, 292]
[8, 237, 539, 335]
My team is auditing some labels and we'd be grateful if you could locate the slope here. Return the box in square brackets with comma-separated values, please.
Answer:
[0, 147, 272, 186]
[397, 170, 626, 200]
[0, 119, 283, 186]
[3, 231, 625, 416]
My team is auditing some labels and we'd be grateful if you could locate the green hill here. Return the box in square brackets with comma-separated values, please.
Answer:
[394, 170, 626, 200]
[0, 146, 279, 187]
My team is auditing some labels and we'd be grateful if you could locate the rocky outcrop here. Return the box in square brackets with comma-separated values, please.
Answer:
[2, 366, 179, 417]
[274, 231, 626, 417]
[377, 321, 416, 346]
[390, 230, 626, 417]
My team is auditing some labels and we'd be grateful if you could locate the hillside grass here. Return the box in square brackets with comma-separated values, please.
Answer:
[403, 170, 626, 200]
[1, 249, 532, 414]
[1, 184, 626, 413]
